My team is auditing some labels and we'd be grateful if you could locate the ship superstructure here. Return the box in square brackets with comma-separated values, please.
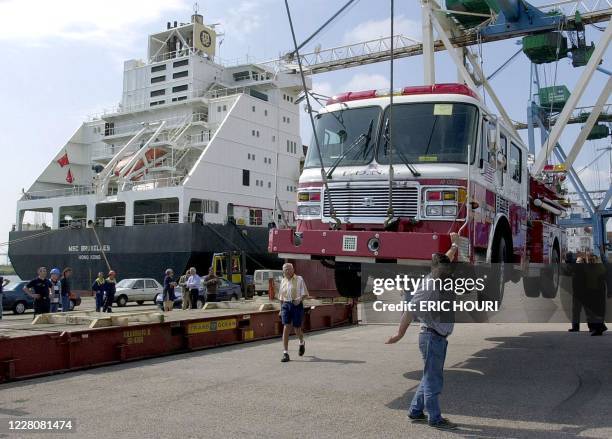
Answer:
[10, 12, 309, 288]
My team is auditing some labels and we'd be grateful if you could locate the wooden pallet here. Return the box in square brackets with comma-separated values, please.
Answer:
[32, 311, 164, 329]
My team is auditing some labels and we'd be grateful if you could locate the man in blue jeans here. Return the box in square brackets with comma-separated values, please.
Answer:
[386, 232, 460, 430]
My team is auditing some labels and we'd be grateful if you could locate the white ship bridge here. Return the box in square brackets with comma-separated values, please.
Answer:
[16, 12, 307, 232]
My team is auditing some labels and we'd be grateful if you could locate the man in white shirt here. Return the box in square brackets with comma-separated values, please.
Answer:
[186, 267, 202, 310]
[277, 263, 308, 362]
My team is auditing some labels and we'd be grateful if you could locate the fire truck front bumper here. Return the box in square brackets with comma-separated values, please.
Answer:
[269, 228, 454, 264]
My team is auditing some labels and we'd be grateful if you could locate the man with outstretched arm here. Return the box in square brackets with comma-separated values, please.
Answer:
[386, 232, 461, 431]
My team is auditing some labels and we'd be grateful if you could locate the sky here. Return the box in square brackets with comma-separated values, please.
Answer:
[0, 0, 610, 255]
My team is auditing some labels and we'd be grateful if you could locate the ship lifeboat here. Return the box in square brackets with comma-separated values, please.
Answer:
[114, 148, 167, 178]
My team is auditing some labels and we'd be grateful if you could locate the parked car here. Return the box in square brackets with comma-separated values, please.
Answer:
[114, 278, 163, 307]
[253, 269, 283, 295]
[155, 278, 242, 309]
[2, 281, 34, 315]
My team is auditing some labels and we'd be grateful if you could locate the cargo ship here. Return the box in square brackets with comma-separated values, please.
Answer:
[9, 12, 309, 290]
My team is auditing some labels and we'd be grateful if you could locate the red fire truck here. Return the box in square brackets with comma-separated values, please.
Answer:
[269, 83, 566, 299]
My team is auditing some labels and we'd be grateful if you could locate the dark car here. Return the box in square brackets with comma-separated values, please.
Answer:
[2, 281, 34, 315]
[155, 278, 242, 309]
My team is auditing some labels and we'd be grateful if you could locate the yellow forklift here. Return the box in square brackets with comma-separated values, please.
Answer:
[211, 251, 255, 298]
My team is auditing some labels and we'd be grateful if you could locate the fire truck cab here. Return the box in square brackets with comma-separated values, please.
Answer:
[269, 83, 564, 298]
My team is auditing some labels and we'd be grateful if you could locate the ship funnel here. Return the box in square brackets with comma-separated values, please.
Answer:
[173, 20, 178, 28]
[167, 21, 171, 29]
[192, 13, 203, 24]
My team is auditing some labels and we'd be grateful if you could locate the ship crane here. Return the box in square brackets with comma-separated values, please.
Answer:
[266, 0, 612, 256]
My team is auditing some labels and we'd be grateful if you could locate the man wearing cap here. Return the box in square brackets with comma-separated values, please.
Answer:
[49, 268, 62, 313]
[386, 232, 461, 431]
[277, 262, 308, 363]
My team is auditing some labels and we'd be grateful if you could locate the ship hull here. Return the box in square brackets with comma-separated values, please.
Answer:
[8, 223, 282, 290]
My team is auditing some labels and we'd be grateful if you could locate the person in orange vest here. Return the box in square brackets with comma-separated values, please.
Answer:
[277, 263, 308, 363]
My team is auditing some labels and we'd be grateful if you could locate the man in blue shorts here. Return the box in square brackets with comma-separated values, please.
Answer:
[277, 263, 308, 363]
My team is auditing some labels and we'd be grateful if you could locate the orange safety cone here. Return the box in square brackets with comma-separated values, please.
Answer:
[268, 277, 275, 301]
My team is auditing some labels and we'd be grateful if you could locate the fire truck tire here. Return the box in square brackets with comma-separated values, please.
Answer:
[540, 247, 560, 299]
[522, 277, 541, 297]
[487, 230, 511, 304]
[334, 268, 362, 298]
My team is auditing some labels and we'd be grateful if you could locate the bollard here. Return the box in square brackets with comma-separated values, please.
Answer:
[268, 277, 275, 301]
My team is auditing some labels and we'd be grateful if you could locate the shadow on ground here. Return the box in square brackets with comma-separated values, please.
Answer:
[386, 330, 612, 438]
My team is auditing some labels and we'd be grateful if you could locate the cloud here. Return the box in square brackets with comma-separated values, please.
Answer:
[342, 14, 420, 45]
[0, 0, 185, 47]
[577, 166, 611, 191]
[345, 73, 390, 91]
[214, 1, 266, 42]
[311, 74, 391, 102]
[312, 81, 335, 98]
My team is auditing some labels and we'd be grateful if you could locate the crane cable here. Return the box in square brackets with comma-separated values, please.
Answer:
[384, 0, 396, 228]
[542, 19, 566, 168]
[284, 0, 341, 229]
[0, 223, 87, 248]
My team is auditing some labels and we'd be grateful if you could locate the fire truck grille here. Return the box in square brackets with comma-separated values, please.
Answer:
[323, 186, 419, 219]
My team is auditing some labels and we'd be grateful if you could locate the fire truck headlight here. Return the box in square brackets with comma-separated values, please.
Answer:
[426, 205, 442, 216]
[442, 206, 457, 216]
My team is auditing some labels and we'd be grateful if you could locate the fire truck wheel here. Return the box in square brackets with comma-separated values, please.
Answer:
[540, 247, 560, 299]
[487, 231, 511, 305]
[334, 268, 362, 298]
[522, 277, 541, 297]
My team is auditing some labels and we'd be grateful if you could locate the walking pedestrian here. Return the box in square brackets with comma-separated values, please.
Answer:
[0, 276, 9, 320]
[92, 272, 105, 312]
[24, 267, 52, 318]
[102, 270, 117, 313]
[203, 267, 219, 303]
[386, 232, 461, 430]
[179, 270, 190, 310]
[162, 269, 177, 311]
[186, 267, 202, 310]
[60, 267, 73, 312]
[277, 262, 308, 363]
[49, 268, 62, 313]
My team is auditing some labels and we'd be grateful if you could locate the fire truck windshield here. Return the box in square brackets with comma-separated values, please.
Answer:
[304, 106, 381, 168]
[377, 102, 478, 165]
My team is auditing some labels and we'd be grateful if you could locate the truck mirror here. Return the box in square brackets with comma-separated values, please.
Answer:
[496, 150, 507, 167]
[487, 127, 497, 151]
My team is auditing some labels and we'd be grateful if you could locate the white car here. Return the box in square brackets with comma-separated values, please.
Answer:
[253, 269, 283, 295]
[114, 278, 163, 307]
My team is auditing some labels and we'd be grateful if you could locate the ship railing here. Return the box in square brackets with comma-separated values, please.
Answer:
[122, 176, 184, 192]
[18, 223, 52, 231]
[133, 212, 180, 225]
[59, 218, 87, 229]
[22, 186, 95, 201]
[92, 86, 250, 119]
[103, 112, 208, 138]
[149, 50, 192, 64]
[95, 216, 126, 227]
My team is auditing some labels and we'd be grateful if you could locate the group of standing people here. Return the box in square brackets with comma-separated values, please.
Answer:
[23, 266, 73, 317]
[91, 271, 117, 313]
[162, 267, 220, 311]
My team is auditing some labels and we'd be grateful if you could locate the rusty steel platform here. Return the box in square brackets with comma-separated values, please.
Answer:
[0, 299, 357, 382]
